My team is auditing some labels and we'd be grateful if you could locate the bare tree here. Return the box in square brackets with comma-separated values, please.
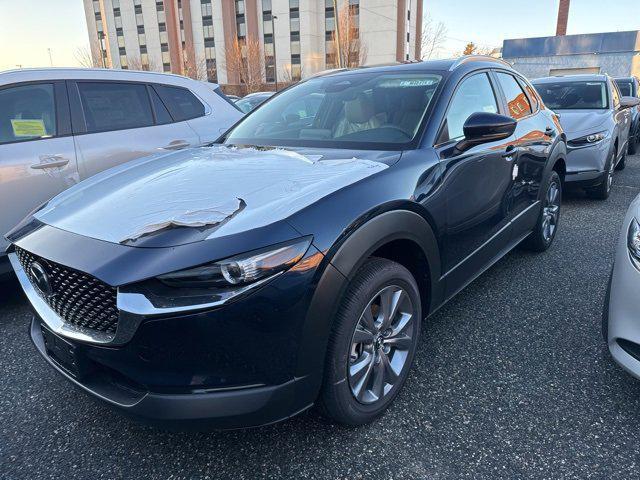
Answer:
[181, 44, 210, 81]
[75, 43, 104, 68]
[330, 4, 367, 68]
[125, 55, 158, 72]
[223, 37, 265, 93]
[421, 16, 447, 60]
[459, 42, 496, 57]
[280, 64, 304, 85]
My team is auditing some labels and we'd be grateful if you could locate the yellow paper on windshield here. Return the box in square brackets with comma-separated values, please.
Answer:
[11, 119, 47, 138]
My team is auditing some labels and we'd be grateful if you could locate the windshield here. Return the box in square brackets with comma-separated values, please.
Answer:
[615, 80, 633, 97]
[534, 81, 608, 110]
[235, 95, 270, 113]
[224, 72, 442, 149]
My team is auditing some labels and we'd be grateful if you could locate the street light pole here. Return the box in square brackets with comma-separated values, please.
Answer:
[332, 0, 342, 68]
[271, 15, 278, 91]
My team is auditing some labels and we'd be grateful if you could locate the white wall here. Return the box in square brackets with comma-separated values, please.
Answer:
[359, 0, 398, 66]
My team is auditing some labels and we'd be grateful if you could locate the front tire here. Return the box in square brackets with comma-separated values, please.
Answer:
[522, 171, 561, 252]
[587, 147, 616, 200]
[629, 131, 638, 155]
[318, 258, 421, 426]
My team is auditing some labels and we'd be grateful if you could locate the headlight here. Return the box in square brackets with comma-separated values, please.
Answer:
[157, 237, 312, 288]
[628, 219, 640, 268]
[568, 131, 607, 146]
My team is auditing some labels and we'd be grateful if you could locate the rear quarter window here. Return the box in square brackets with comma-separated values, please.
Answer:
[154, 85, 205, 121]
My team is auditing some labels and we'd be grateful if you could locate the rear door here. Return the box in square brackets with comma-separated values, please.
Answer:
[492, 71, 550, 237]
[436, 72, 517, 297]
[610, 79, 631, 154]
[153, 83, 232, 142]
[0, 81, 77, 255]
[69, 80, 200, 180]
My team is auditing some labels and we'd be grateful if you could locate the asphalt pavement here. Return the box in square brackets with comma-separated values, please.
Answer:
[2, 155, 640, 479]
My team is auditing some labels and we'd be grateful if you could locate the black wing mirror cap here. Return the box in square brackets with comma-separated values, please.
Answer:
[620, 96, 640, 109]
[455, 112, 517, 153]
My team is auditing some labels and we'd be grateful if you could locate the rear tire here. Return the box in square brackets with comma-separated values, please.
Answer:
[522, 171, 561, 252]
[318, 258, 421, 426]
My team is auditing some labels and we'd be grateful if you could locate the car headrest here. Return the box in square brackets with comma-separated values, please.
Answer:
[345, 94, 375, 124]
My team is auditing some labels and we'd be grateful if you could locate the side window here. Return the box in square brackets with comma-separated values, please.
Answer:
[78, 82, 154, 133]
[148, 87, 173, 125]
[611, 82, 621, 108]
[439, 73, 498, 144]
[519, 78, 539, 112]
[0, 83, 56, 145]
[495, 72, 533, 119]
[154, 85, 205, 121]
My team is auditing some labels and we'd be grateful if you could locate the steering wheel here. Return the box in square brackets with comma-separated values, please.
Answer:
[380, 125, 413, 140]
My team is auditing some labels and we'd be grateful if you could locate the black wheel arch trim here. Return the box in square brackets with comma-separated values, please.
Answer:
[292, 209, 442, 400]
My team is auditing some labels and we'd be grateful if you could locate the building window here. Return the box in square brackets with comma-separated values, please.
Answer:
[163, 63, 171, 72]
[290, 0, 301, 80]
[235, 0, 246, 39]
[201, 0, 212, 16]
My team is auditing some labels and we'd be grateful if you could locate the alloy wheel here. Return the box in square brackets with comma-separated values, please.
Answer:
[542, 180, 560, 242]
[348, 285, 416, 405]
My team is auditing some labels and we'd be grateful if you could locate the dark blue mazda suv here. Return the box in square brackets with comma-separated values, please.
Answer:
[7, 57, 567, 428]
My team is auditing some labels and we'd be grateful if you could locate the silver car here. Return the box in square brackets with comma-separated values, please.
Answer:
[533, 74, 639, 200]
[604, 193, 640, 378]
[0, 68, 242, 277]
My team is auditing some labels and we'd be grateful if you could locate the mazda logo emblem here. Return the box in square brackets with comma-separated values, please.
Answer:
[29, 261, 53, 298]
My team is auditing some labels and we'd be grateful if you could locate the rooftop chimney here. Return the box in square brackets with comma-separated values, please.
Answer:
[556, 0, 570, 36]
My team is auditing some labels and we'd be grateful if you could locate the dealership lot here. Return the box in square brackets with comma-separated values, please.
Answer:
[2, 155, 640, 479]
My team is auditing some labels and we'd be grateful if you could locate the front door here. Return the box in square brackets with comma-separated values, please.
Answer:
[0, 81, 78, 256]
[435, 72, 518, 297]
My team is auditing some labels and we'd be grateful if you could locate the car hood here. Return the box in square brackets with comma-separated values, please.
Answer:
[557, 110, 610, 137]
[33, 145, 394, 247]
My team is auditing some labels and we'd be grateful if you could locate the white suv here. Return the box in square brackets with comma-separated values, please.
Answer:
[0, 68, 242, 276]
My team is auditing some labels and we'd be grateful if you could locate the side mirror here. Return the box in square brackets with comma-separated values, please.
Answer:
[455, 112, 517, 152]
[620, 96, 640, 109]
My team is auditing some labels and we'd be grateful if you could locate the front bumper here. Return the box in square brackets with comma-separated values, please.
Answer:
[607, 207, 640, 379]
[11, 234, 327, 428]
[564, 139, 610, 187]
[30, 318, 313, 429]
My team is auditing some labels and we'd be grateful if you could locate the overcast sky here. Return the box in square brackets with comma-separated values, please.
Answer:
[1, 0, 639, 70]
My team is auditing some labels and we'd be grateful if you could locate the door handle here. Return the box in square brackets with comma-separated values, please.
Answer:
[163, 141, 190, 150]
[30, 155, 70, 169]
[502, 146, 519, 160]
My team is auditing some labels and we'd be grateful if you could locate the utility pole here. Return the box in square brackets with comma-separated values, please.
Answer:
[47, 48, 53, 67]
[271, 15, 278, 91]
[332, 0, 342, 67]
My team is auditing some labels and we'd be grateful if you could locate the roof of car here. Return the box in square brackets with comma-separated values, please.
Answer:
[0, 67, 219, 88]
[532, 74, 609, 84]
[306, 56, 514, 78]
[244, 91, 275, 98]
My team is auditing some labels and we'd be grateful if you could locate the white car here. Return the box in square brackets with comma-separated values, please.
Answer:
[0, 68, 242, 277]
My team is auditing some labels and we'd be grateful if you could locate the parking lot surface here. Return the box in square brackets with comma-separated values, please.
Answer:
[2, 155, 640, 479]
